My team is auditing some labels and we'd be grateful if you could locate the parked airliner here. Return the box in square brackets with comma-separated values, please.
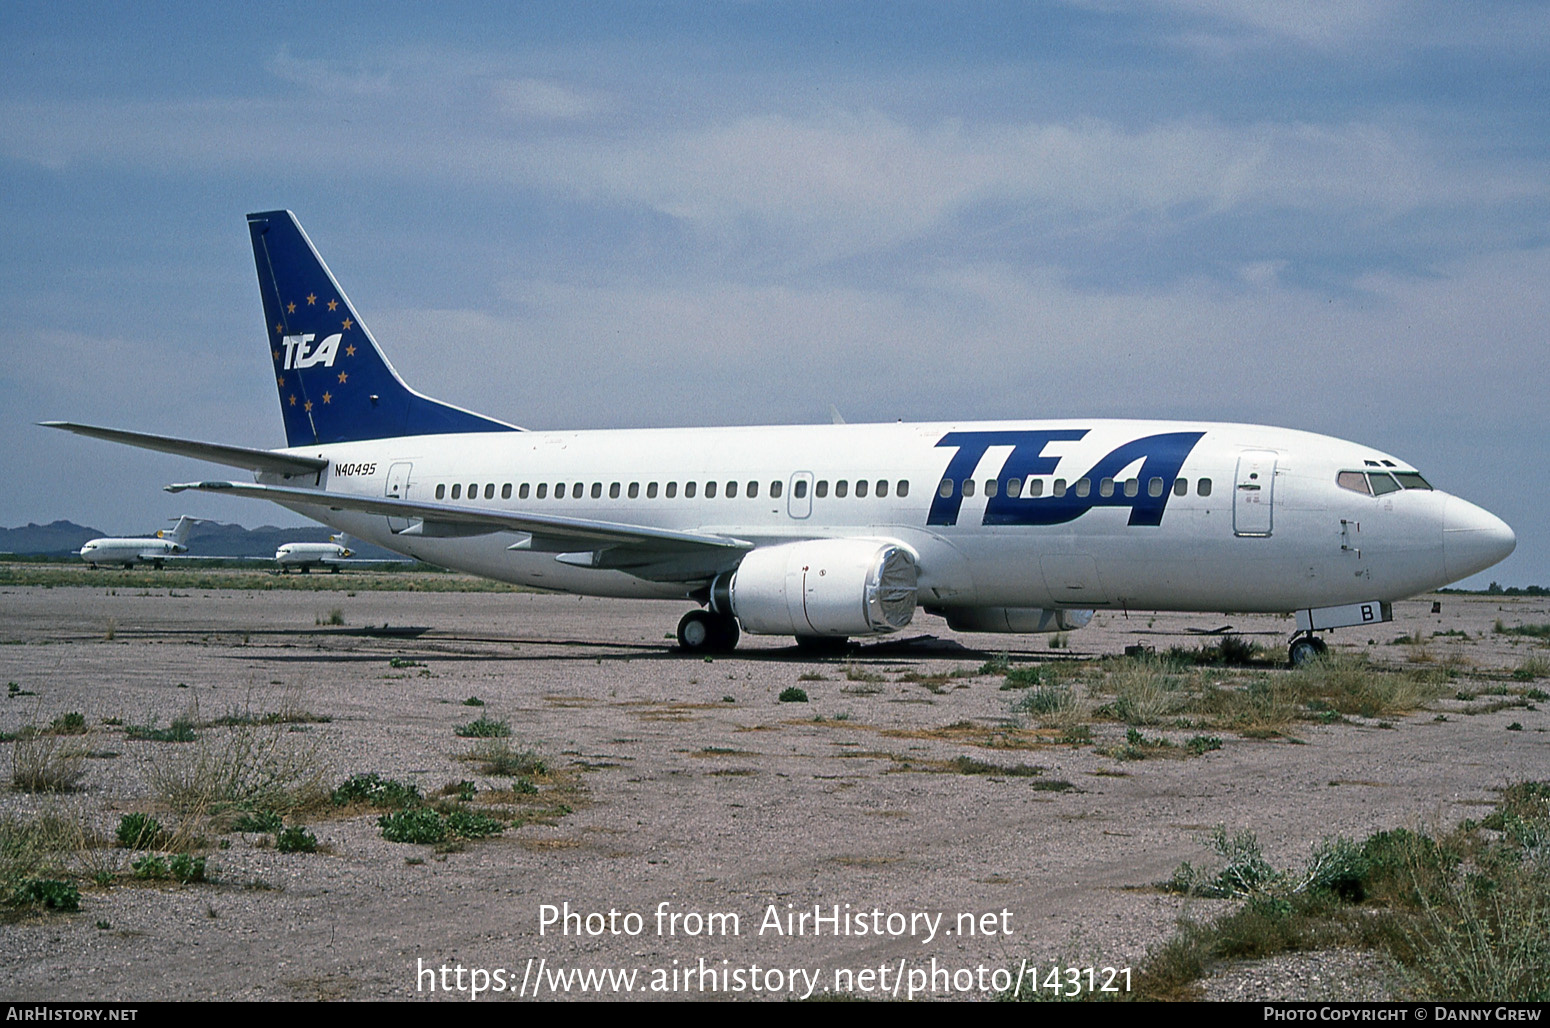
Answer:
[79, 516, 201, 569]
[45, 211, 1515, 664]
[275, 533, 352, 573]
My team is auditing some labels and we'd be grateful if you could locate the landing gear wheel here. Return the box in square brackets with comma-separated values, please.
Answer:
[676, 610, 740, 653]
[1288, 634, 1327, 668]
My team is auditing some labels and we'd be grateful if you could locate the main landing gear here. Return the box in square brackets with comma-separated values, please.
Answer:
[1287, 632, 1328, 668]
[676, 610, 740, 654]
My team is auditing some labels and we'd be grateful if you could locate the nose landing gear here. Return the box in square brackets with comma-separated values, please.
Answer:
[1288, 632, 1328, 667]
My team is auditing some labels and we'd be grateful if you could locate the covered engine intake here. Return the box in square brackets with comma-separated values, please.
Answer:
[712, 539, 918, 637]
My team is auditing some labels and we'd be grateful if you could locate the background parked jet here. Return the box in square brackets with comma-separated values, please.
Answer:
[78, 516, 201, 569]
[275, 533, 352, 573]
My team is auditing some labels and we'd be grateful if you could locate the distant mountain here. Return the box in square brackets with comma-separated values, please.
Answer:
[0, 520, 405, 560]
[0, 520, 101, 555]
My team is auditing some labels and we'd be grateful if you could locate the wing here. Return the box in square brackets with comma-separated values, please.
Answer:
[165, 480, 753, 582]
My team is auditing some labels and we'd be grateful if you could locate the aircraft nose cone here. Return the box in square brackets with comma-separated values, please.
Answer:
[1443, 495, 1516, 582]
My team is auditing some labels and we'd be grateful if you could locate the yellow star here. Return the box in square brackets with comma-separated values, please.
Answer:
[275, 323, 283, 334]
[322, 391, 332, 404]
[306, 293, 317, 305]
[288, 394, 296, 406]
[327, 299, 338, 311]
[341, 317, 353, 331]
[286, 302, 296, 314]
[277, 375, 285, 387]
[345, 343, 356, 357]
[337, 371, 348, 384]
[272, 349, 280, 361]
[304, 400, 313, 412]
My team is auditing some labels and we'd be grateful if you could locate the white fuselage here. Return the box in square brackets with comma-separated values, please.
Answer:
[274, 542, 350, 568]
[258, 418, 1514, 615]
[79, 537, 186, 567]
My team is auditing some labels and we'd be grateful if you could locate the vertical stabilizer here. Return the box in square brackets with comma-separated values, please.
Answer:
[248, 211, 520, 447]
[163, 516, 198, 546]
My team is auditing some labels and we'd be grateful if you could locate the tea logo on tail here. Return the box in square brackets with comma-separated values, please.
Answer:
[280, 333, 342, 370]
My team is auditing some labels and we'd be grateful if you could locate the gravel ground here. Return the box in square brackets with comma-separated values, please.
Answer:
[0, 576, 1545, 1002]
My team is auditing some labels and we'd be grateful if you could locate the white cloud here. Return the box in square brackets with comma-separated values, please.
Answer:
[268, 48, 393, 97]
[491, 78, 613, 121]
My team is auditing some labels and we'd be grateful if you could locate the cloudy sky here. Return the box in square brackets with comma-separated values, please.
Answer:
[3, 2, 1545, 586]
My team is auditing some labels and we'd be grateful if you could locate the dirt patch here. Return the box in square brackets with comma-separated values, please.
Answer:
[0, 582, 1545, 1000]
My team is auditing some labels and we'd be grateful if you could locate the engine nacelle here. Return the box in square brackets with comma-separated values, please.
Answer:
[714, 539, 918, 637]
[938, 606, 1094, 634]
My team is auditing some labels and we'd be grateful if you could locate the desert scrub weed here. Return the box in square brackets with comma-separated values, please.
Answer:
[1105, 658, 1190, 726]
[462, 740, 545, 777]
[230, 809, 284, 833]
[131, 854, 169, 880]
[1001, 664, 1053, 690]
[1012, 683, 1077, 719]
[136, 720, 329, 815]
[47, 712, 88, 735]
[1291, 655, 1447, 718]
[331, 773, 422, 809]
[1513, 656, 1550, 681]
[275, 826, 318, 854]
[455, 715, 511, 738]
[444, 810, 506, 839]
[125, 718, 198, 742]
[1495, 621, 1550, 640]
[778, 687, 809, 703]
[1135, 785, 1550, 1001]
[1170, 825, 1281, 899]
[212, 685, 330, 727]
[979, 653, 1012, 676]
[11, 731, 89, 792]
[115, 813, 166, 850]
[168, 853, 206, 883]
[377, 808, 447, 845]
[17, 878, 79, 912]
[131, 853, 206, 883]
[0, 811, 88, 907]
[379, 808, 505, 845]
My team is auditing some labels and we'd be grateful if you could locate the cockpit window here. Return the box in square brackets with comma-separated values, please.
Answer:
[1337, 471, 1371, 495]
[1369, 473, 1401, 496]
[1393, 472, 1432, 490]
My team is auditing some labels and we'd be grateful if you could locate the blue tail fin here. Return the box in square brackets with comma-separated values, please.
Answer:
[248, 210, 519, 447]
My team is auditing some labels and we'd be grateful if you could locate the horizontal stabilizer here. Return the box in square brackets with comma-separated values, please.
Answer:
[40, 422, 327, 477]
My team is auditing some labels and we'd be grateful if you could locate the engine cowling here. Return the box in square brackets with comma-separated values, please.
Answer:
[715, 539, 918, 637]
[939, 607, 1093, 634]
